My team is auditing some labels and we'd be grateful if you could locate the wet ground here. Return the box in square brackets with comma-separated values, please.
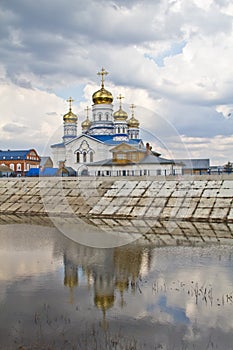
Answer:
[1, 218, 233, 349]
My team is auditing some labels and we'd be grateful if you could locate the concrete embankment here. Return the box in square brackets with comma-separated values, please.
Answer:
[0, 175, 232, 223]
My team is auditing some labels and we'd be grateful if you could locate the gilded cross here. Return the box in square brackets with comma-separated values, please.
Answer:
[67, 97, 74, 111]
[130, 103, 136, 117]
[84, 106, 90, 118]
[97, 67, 109, 88]
[117, 94, 124, 109]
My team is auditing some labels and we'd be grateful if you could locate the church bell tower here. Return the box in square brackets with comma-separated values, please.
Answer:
[63, 97, 78, 143]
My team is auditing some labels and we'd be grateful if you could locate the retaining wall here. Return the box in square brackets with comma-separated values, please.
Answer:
[0, 175, 232, 223]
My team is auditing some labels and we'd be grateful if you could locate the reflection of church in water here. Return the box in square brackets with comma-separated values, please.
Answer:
[51, 68, 182, 176]
[62, 242, 152, 323]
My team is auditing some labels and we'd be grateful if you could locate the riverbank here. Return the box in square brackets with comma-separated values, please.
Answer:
[0, 175, 232, 223]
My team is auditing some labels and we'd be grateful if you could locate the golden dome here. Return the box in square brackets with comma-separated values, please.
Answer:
[128, 116, 139, 128]
[63, 110, 78, 123]
[92, 67, 113, 105]
[92, 88, 113, 105]
[81, 116, 91, 129]
[113, 106, 128, 121]
[63, 97, 78, 123]
[94, 295, 115, 310]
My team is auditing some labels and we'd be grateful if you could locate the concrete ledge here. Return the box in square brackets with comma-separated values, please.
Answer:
[0, 176, 232, 223]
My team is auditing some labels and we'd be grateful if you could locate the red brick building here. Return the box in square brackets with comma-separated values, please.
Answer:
[0, 149, 40, 176]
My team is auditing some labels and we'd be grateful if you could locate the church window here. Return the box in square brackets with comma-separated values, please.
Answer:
[132, 153, 137, 160]
[123, 127, 125, 133]
[117, 127, 120, 134]
[106, 113, 109, 121]
[76, 152, 80, 163]
[117, 153, 126, 160]
[98, 113, 102, 121]
[90, 151, 93, 163]
[83, 152, 87, 163]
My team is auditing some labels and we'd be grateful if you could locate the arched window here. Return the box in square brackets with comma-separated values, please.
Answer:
[90, 151, 94, 163]
[83, 152, 87, 163]
[76, 152, 80, 163]
[98, 113, 102, 121]
[106, 113, 109, 121]
[17, 163, 21, 171]
[118, 127, 120, 134]
[10, 163, 14, 170]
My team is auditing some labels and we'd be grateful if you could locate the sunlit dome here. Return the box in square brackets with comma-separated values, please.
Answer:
[113, 106, 128, 121]
[63, 110, 78, 123]
[92, 67, 113, 105]
[63, 97, 78, 123]
[128, 116, 139, 128]
[113, 94, 128, 121]
[81, 116, 91, 129]
[92, 88, 113, 105]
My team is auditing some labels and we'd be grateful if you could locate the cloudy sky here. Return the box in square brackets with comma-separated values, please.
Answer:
[0, 0, 233, 165]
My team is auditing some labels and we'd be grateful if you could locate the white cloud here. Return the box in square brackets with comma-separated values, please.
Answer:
[0, 81, 65, 153]
[0, 0, 232, 163]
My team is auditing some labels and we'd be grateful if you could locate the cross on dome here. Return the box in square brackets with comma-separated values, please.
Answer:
[67, 97, 74, 111]
[97, 68, 109, 88]
[84, 106, 90, 118]
[117, 94, 124, 109]
[130, 103, 136, 117]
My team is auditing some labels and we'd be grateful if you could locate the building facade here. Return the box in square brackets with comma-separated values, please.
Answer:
[0, 149, 40, 176]
[51, 68, 182, 176]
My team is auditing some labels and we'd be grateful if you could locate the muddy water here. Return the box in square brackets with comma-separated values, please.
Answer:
[0, 220, 233, 349]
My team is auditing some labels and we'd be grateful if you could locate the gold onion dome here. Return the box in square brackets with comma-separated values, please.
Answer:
[92, 67, 113, 105]
[128, 103, 139, 128]
[92, 88, 113, 105]
[63, 97, 78, 123]
[114, 94, 127, 121]
[63, 110, 78, 123]
[81, 117, 91, 129]
[128, 116, 139, 128]
[82, 106, 91, 129]
[113, 106, 128, 121]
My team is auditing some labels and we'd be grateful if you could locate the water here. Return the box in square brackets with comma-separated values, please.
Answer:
[1, 218, 233, 349]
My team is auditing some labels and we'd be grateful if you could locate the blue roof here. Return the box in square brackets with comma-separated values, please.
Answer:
[50, 142, 65, 148]
[40, 168, 58, 176]
[25, 168, 40, 176]
[0, 149, 38, 160]
[92, 134, 143, 146]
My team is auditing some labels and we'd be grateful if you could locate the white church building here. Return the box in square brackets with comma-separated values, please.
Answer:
[51, 68, 182, 177]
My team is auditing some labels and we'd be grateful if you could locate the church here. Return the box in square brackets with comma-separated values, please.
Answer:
[51, 68, 182, 176]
